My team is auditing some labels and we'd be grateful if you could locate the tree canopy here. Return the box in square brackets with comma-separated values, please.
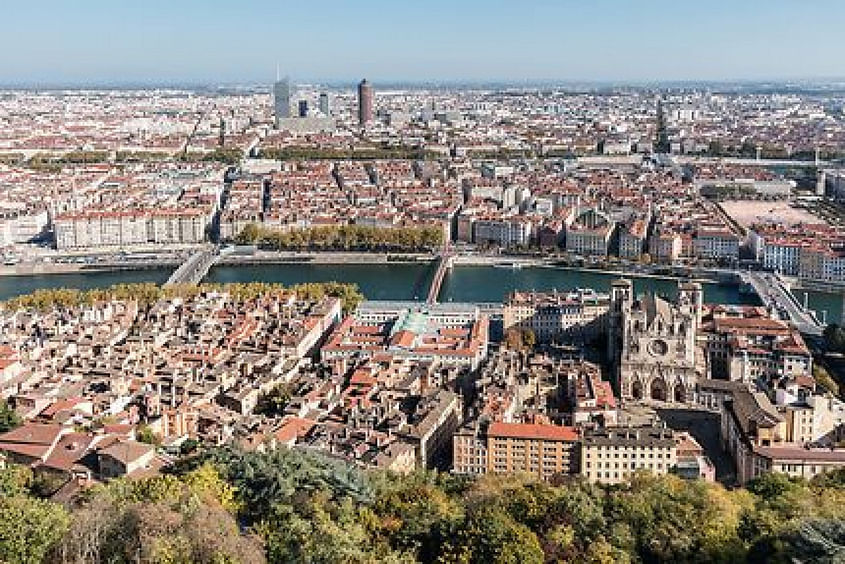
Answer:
[233, 222, 444, 253]
[2, 429, 845, 563]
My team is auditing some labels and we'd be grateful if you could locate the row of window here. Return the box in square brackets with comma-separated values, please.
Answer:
[585, 461, 664, 470]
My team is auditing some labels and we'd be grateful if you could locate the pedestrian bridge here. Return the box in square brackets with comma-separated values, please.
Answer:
[426, 250, 454, 304]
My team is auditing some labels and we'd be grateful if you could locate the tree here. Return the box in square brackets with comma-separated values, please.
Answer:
[0, 495, 69, 564]
[255, 383, 294, 416]
[503, 328, 536, 352]
[823, 324, 845, 354]
[439, 505, 544, 564]
[0, 464, 33, 497]
[136, 424, 160, 446]
[781, 519, 845, 563]
[813, 365, 841, 398]
[236, 222, 262, 244]
[0, 399, 21, 433]
[55, 469, 263, 564]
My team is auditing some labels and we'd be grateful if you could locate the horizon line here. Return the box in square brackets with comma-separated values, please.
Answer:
[2, 75, 845, 91]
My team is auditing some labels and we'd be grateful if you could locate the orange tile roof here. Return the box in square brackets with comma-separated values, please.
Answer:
[488, 422, 578, 442]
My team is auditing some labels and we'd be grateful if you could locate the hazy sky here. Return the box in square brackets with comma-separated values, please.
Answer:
[3, 0, 844, 85]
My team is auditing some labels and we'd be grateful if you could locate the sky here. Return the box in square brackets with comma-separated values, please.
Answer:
[3, 0, 844, 86]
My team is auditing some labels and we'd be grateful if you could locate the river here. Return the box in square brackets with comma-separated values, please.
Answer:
[0, 263, 841, 322]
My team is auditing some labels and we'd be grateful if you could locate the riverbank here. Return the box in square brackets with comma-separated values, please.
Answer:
[0, 261, 180, 277]
[216, 250, 433, 265]
[535, 263, 723, 285]
[454, 254, 729, 284]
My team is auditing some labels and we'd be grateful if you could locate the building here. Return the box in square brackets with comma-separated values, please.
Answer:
[580, 425, 677, 484]
[609, 279, 703, 404]
[762, 239, 803, 275]
[721, 387, 785, 484]
[318, 92, 330, 116]
[358, 79, 374, 126]
[473, 216, 532, 247]
[453, 421, 579, 480]
[565, 208, 615, 257]
[298, 100, 309, 117]
[694, 229, 740, 261]
[799, 245, 845, 283]
[650, 232, 682, 263]
[618, 218, 648, 259]
[398, 389, 462, 470]
[702, 310, 812, 384]
[503, 289, 610, 343]
[98, 440, 157, 478]
[568, 361, 618, 427]
[321, 302, 489, 371]
[749, 446, 845, 482]
[721, 387, 845, 483]
[274, 77, 292, 124]
[452, 423, 489, 476]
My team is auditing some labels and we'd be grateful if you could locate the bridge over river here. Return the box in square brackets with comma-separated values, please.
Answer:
[425, 249, 454, 303]
[740, 271, 824, 336]
[164, 246, 218, 287]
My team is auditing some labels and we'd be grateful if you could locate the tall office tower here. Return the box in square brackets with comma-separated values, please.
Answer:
[274, 77, 291, 124]
[319, 92, 330, 116]
[298, 100, 309, 117]
[358, 79, 373, 126]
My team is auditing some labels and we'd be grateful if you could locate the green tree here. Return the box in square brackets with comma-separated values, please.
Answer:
[0, 464, 33, 497]
[813, 364, 841, 398]
[255, 383, 294, 416]
[136, 424, 160, 446]
[0, 399, 21, 433]
[0, 495, 69, 564]
[823, 324, 845, 353]
[439, 505, 544, 564]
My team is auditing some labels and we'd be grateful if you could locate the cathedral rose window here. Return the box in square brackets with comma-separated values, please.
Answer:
[648, 339, 668, 357]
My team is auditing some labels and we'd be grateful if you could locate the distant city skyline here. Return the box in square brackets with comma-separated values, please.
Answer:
[3, 0, 845, 86]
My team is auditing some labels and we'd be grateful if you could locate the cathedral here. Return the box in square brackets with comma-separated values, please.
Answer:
[608, 279, 704, 403]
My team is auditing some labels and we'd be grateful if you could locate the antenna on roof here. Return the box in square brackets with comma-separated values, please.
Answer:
[276, 62, 280, 82]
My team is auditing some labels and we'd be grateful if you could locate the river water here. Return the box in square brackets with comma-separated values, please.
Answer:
[0, 263, 840, 322]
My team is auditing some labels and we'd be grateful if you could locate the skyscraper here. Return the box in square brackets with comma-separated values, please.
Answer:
[298, 100, 309, 117]
[358, 79, 373, 126]
[319, 92, 330, 116]
[274, 77, 291, 125]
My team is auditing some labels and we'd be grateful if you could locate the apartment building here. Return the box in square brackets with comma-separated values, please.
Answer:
[54, 209, 209, 249]
[580, 425, 677, 484]
[722, 387, 845, 484]
[618, 218, 648, 259]
[694, 229, 740, 261]
[762, 240, 803, 275]
[474, 216, 533, 247]
[703, 313, 812, 384]
[502, 289, 610, 343]
[453, 421, 579, 479]
[565, 225, 613, 256]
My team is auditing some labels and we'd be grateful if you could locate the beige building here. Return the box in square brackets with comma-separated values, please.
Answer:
[580, 425, 677, 484]
[503, 289, 609, 343]
[98, 440, 156, 478]
[609, 279, 703, 404]
[453, 421, 579, 480]
[750, 446, 845, 482]
[703, 314, 812, 384]
[780, 394, 845, 445]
